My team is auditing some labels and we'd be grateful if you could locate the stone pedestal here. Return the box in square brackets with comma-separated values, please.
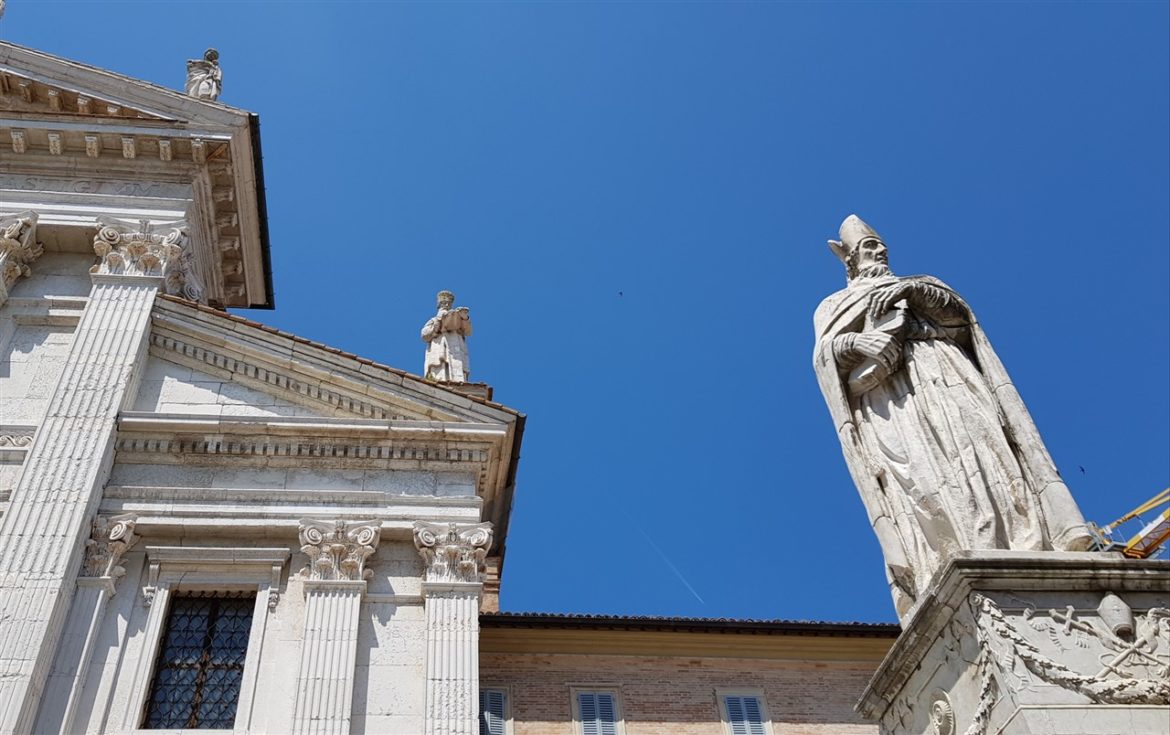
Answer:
[857, 552, 1170, 735]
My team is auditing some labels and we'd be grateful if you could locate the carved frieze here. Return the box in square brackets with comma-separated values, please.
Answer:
[0, 211, 42, 302]
[966, 591, 1170, 728]
[91, 217, 205, 302]
[413, 522, 492, 585]
[81, 514, 139, 581]
[298, 519, 381, 582]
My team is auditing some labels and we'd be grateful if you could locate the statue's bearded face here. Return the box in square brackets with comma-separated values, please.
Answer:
[438, 296, 454, 310]
[855, 237, 888, 270]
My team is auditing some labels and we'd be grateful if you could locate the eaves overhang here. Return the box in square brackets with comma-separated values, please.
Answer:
[0, 41, 273, 309]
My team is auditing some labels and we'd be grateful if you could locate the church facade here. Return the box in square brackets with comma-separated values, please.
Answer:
[0, 41, 897, 735]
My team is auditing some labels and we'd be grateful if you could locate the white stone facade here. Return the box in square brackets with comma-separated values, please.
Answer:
[0, 40, 520, 734]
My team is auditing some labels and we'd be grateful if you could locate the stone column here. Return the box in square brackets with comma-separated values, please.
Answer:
[36, 515, 139, 735]
[291, 520, 381, 735]
[413, 522, 493, 735]
[0, 219, 189, 735]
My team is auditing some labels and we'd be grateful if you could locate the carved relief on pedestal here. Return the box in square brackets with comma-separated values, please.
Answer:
[81, 514, 139, 584]
[962, 591, 1170, 734]
[298, 519, 381, 582]
[0, 210, 42, 303]
[91, 216, 205, 302]
[413, 521, 492, 584]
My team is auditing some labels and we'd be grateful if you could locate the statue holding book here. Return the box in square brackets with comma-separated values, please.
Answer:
[422, 290, 472, 383]
[813, 215, 1093, 621]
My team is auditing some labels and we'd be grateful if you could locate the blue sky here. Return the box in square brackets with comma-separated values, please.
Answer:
[5, 1, 1167, 623]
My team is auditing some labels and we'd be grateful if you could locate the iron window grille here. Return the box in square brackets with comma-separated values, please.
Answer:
[142, 591, 255, 729]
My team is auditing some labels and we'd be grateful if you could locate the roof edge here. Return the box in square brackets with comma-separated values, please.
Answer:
[480, 612, 900, 638]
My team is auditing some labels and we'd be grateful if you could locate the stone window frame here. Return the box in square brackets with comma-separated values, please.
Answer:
[478, 683, 514, 735]
[715, 687, 775, 735]
[568, 684, 627, 735]
[121, 546, 289, 735]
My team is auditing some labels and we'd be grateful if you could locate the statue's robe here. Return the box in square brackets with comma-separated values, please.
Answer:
[422, 311, 471, 382]
[814, 275, 1091, 621]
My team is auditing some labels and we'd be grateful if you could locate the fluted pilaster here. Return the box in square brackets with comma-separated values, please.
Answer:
[0, 254, 159, 734]
[36, 515, 138, 735]
[291, 520, 381, 735]
[414, 522, 493, 735]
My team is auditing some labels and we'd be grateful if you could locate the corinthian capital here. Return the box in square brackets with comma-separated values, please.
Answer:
[413, 521, 493, 585]
[91, 216, 205, 302]
[0, 210, 42, 303]
[299, 519, 381, 582]
[81, 514, 140, 581]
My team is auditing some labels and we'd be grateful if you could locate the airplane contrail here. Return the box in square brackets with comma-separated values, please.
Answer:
[627, 515, 706, 605]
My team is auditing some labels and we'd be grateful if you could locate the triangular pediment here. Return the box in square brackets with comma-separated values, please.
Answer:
[147, 296, 521, 427]
[0, 41, 250, 127]
[132, 354, 345, 420]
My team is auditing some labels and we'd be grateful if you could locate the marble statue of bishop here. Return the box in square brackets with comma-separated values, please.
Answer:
[813, 215, 1093, 622]
[421, 290, 472, 383]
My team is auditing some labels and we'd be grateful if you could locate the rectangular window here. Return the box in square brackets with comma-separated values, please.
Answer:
[479, 688, 507, 735]
[142, 592, 255, 729]
[574, 690, 620, 735]
[719, 692, 769, 735]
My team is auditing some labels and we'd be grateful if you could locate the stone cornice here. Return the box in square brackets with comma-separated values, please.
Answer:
[148, 330, 435, 421]
[115, 415, 494, 465]
[1, 42, 270, 308]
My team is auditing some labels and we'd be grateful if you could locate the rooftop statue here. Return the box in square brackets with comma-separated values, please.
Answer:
[422, 290, 472, 382]
[813, 215, 1094, 622]
[185, 48, 222, 101]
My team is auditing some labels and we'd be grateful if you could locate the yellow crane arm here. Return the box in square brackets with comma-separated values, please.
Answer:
[1094, 488, 1170, 560]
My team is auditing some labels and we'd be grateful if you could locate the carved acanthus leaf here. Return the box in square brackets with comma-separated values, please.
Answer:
[0, 211, 42, 300]
[413, 521, 492, 584]
[81, 514, 140, 581]
[91, 216, 205, 302]
[299, 519, 381, 582]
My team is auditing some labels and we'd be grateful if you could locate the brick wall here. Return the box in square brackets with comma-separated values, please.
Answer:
[480, 650, 879, 734]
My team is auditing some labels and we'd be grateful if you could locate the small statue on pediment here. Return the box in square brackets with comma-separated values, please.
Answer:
[421, 290, 472, 383]
[185, 48, 222, 101]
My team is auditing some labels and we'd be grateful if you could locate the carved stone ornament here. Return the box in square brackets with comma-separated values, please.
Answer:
[0, 210, 42, 301]
[968, 592, 1170, 714]
[413, 521, 492, 584]
[927, 692, 954, 735]
[81, 514, 140, 581]
[91, 216, 205, 302]
[298, 519, 381, 582]
[185, 48, 222, 101]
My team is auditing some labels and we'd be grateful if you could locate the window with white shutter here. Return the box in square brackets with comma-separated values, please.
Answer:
[572, 689, 622, 735]
[718, 690, 771, 735]
[479, 688, 507, 735]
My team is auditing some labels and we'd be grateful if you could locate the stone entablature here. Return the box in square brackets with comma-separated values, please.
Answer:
[0, 41, 270, 308]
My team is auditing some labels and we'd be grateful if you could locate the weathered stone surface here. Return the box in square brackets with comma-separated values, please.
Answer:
[857, 552, 1170, 735]
[814, 215, 1093, 622]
